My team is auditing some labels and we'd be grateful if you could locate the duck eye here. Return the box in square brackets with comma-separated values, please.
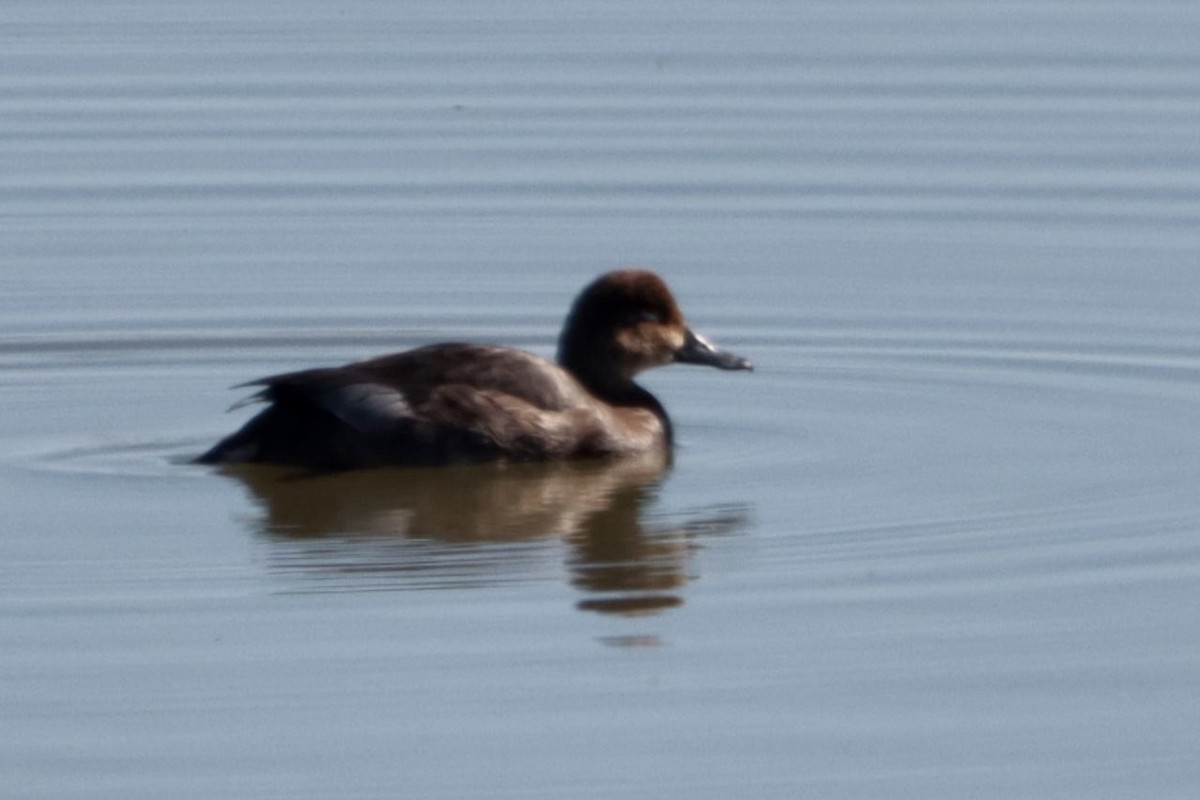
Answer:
[638, 310, 664, 324]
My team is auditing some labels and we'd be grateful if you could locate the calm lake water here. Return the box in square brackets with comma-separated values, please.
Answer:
[3, 1, 1200, 797]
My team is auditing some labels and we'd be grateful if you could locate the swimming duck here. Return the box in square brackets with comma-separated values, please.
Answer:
[196, 269, 751, 469]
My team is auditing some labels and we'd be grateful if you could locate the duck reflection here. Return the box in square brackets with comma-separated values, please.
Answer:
[216, 452, 748, 615]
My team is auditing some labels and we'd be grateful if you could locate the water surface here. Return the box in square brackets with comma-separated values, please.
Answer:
[3, 2, 1200, 798]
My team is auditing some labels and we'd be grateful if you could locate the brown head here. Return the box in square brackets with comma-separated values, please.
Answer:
[557, 269, 752, 394]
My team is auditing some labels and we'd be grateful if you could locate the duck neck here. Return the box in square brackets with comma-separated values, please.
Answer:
[563, 358, 674, 446]
[620, 380, 674, 447]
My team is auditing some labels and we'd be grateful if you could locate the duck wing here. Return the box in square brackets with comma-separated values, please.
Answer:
[242, 343, 588, 433]
[195, 344, 607, 466]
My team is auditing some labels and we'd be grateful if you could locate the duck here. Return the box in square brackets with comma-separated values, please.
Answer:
[196, 269, 751, 469]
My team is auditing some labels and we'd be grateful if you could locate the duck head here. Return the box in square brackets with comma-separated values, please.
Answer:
[557, 270, 753, 390]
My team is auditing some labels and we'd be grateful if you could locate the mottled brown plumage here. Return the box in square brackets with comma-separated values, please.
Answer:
[196, 269, 751, 469]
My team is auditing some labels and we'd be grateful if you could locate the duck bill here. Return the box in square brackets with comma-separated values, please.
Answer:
[674, 328, 753, 371]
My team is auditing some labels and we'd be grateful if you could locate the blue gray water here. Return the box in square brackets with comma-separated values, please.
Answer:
[3, 2, 1199, 798]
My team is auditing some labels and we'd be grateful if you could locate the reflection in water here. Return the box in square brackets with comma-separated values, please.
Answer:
[215, 452, 749, 615]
